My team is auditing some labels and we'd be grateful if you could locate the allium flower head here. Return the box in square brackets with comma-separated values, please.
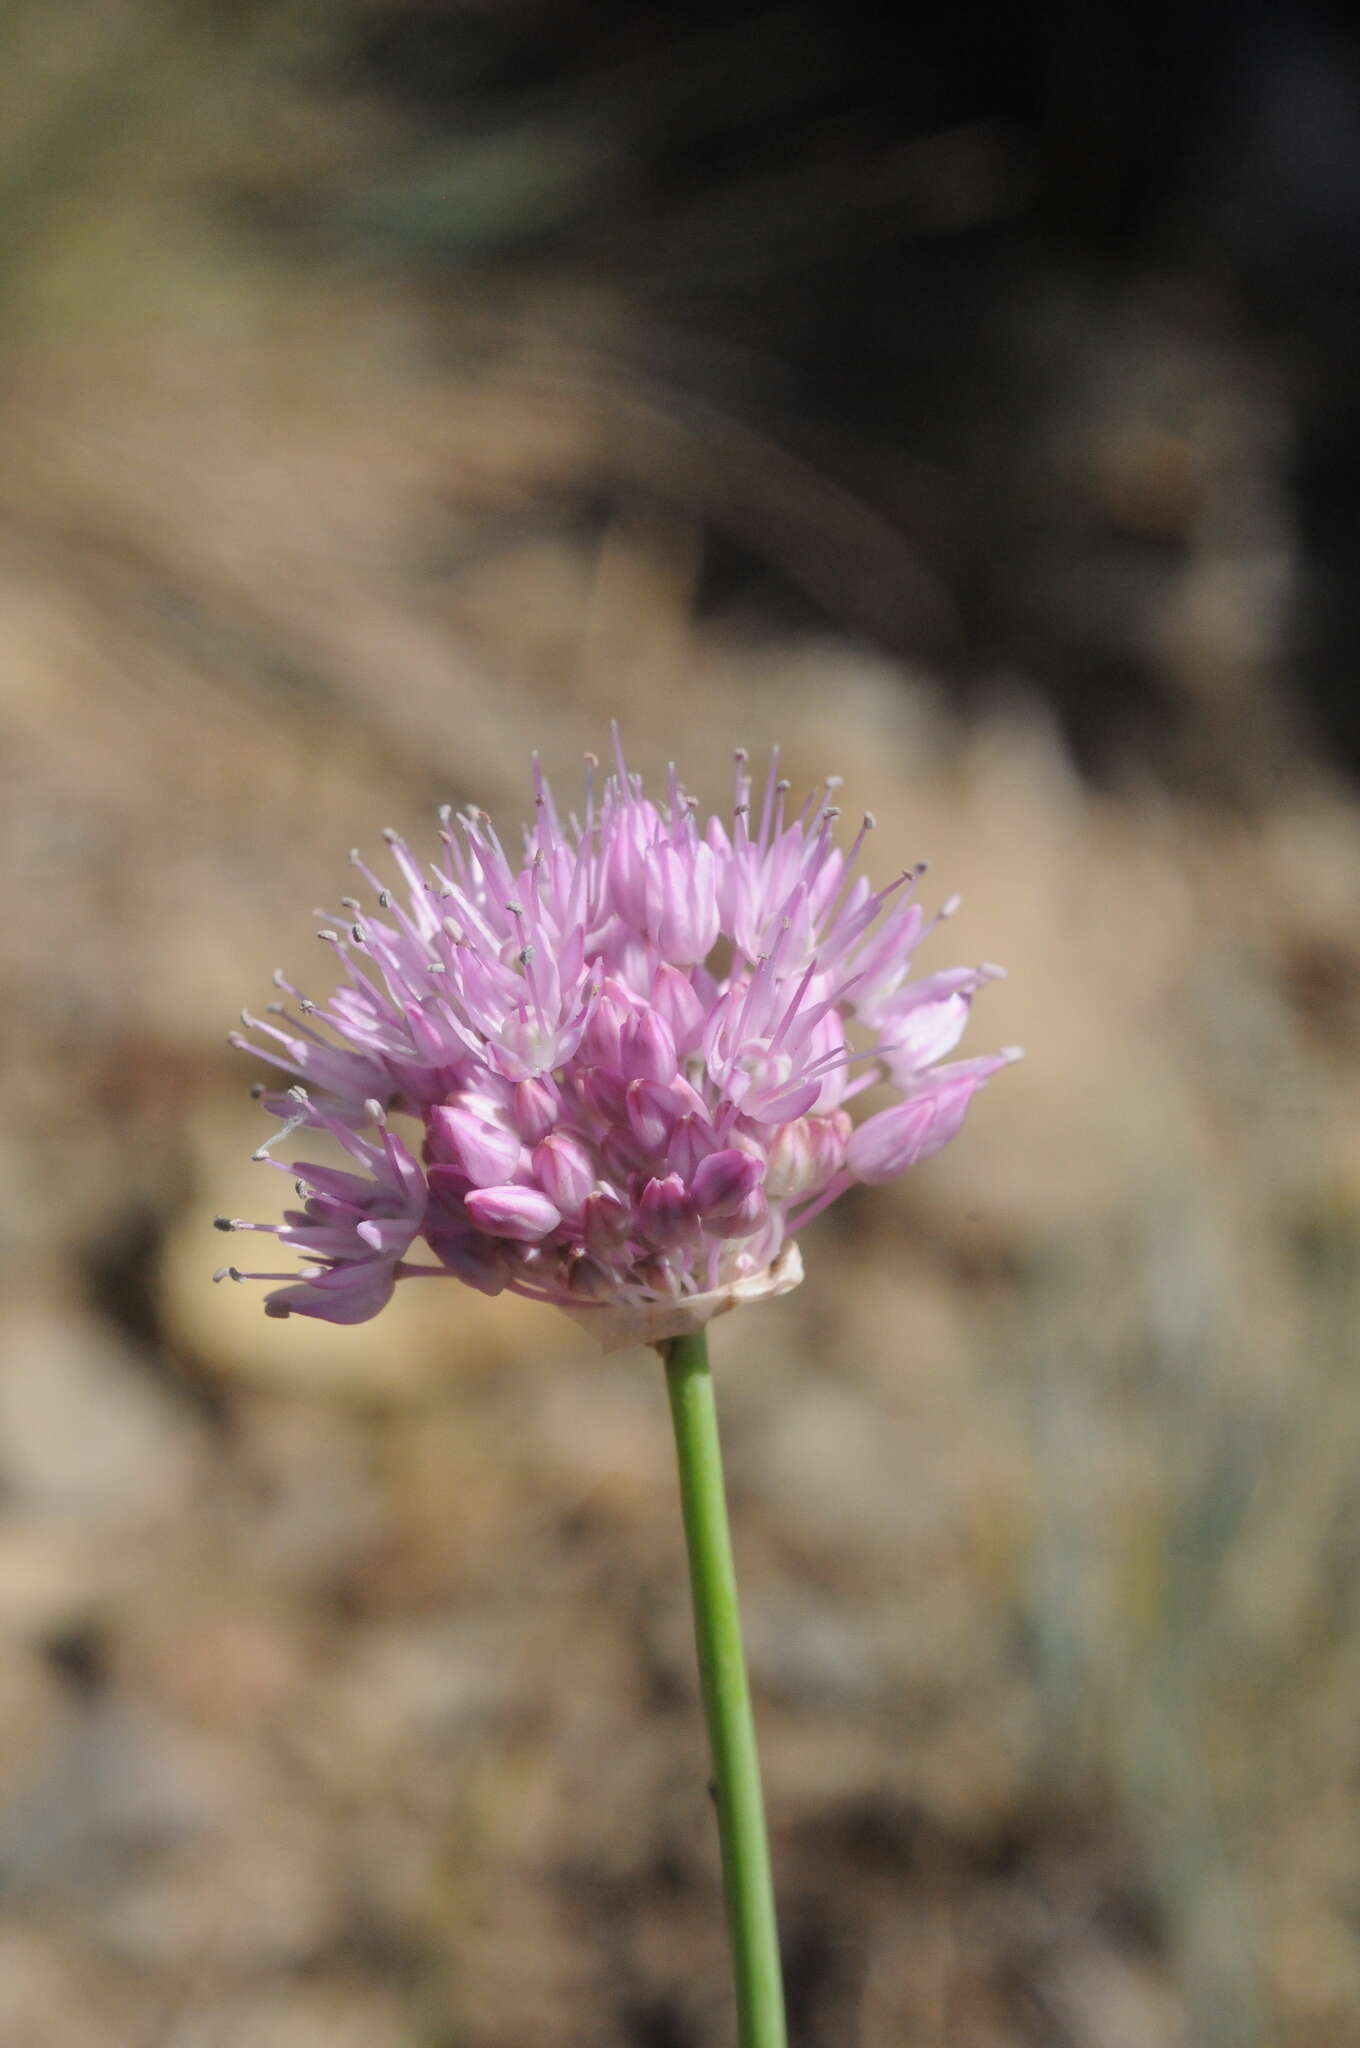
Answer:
[218, 736, 1018, 1348]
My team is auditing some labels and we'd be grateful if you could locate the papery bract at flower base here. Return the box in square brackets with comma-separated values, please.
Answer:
[221, 737, 1018, 1340]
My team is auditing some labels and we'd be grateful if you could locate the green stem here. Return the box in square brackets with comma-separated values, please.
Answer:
[661, 1329, 787, 2048]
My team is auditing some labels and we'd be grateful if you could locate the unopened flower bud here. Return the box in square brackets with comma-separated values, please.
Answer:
[512, 1077, 557, 1144]
[583, 980, 631, 1068]
[638, 1173, 699, 1248]
[532, 1131, 595, 1215]
[667, 1111, 717, 1183]
[645, 842, 719, 964]
[621, 1009, 677, 1084]
[690, 1148, 763, 1218]
[625, 1078, 676, 1153]
[650, 963, 706, 1057]
[582, 1186, 630, 1254]
[427, 1105, 523, 1185]
[464, 1184, 563, 1241]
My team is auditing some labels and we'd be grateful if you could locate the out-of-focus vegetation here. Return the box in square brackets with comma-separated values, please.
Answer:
[2, 5, 1360, 2044]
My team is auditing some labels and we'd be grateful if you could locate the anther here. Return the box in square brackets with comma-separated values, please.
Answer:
[340, 896, 361, 914]
[734, 746, 749, 763]
[212, 1216, 236, 1232]
[863, 811, 876, 830]
[265, 1002, 285, 1016]
[517, 945, 535, 967]
[317, 929, 339, 943]
[212, 1266, 244, 1284]
[505, 900, 524, 918]
[299, 998, 316, 1014]
[825, 775, 844, 790]
[351, 924, 367, 946]
[349, 848, 362, 865]
[776, 778, 791, 793]
[364, 1097, 386, 1123]
[382, 827, 400, 844]
[249, 1083, 266, 1099]
[439, 804, 453, 826]
[378, 890, 391, 907]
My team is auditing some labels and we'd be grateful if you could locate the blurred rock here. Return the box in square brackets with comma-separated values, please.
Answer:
[0, 1299, 199, 1524]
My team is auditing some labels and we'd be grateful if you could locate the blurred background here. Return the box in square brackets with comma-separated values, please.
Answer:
[2, 2, 1360, 2042]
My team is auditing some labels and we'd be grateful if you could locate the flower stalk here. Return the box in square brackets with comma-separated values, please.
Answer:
[661, 1329, 786, 2048]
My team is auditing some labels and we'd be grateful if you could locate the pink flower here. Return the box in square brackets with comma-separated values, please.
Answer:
[215, 1098, 426, 1322]
[221, 737, 1018, 1345]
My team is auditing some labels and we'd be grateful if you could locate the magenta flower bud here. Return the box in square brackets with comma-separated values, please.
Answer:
[645, 841, 719, 965]
[638, 1173, 699, 1247]
[625, 1078, 677, 1153]
[621, 1008, 677, 1084]
[650, 962, 706, 1057]
[600, 1124, 645, 1186]
[532, 1131, 595, 1215]
[583, 982, 629, 1069]
[582, 1185, 630, 1255]
[427, 1104, 523, 1185]
[667, 1111, 718, 1183]
[690, 1148, 764, 1218]
[577, 1064, 628, 1125]
[512, 1076, 558, 1144]
[464, 1184, 563, 1241]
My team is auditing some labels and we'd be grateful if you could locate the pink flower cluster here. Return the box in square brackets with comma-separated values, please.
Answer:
[217, 740, 1017, 1342]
